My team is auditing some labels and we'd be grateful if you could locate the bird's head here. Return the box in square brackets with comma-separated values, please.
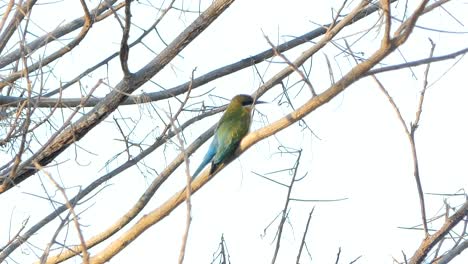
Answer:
[231, 94, 266, 109]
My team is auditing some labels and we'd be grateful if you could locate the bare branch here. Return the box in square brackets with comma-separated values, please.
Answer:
[409, 200, 468, 264]
[0, 0, 15, 34]
[1, 1, 464, 263]
[35, 76, 205, 264]
[296, 207, 315, 264]
[264, 35, 317, 96]
[120, 0, 131, 76]
[171, 70, 196, 264]
[376, 39, 436, 237]
[335, 247, 342, 264]
[0, 0, 37, 55]
[436, 239, 468, 264]
[271, 150, 302, 264]
[1, 79, 102, 191]
[71, 4, 439, 263]
[0, 0, 95, 90]
[366, 46, 468, 76]
[0, 0, 236, 194]
[0, 0, 400, 108]
[0, 0, 119, 69]
[33, 161, 90, 264]
[381, 0, 391, 45]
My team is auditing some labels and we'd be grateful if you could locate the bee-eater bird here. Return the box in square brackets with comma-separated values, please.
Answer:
[192, 94, 265, 178]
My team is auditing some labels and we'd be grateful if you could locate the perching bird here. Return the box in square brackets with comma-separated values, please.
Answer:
[192, 94, 265, 178]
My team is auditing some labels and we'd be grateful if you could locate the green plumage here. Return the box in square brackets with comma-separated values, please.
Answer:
[212, 96, 252, 165]
[192, 94, 263, 178]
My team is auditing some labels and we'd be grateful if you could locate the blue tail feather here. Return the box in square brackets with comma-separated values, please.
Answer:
[192, 138, 218, 179]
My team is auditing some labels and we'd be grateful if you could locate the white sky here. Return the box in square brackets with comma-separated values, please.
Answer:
[1, 0, 467, 263]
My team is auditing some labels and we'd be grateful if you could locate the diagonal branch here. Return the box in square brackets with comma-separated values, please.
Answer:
[0, 0, 95, 90]
[271, 150, 302, 264]
[0, 0, 118, 69]
[120, 0, 131, 76]
[34, 161, 90, 264]
[0, 99, 222, 263]
[0, 0, 38, 55]
[296, 207, 315, 264]
[409, 200, 468, 264]
[0, 0, 236, 194]
[69, 1, 432, 262]
[0, 0, 399, 108]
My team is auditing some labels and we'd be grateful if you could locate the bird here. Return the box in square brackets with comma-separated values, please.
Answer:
[192, 94, 265, 179]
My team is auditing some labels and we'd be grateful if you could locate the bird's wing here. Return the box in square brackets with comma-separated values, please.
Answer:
[212, 117, 249, 166]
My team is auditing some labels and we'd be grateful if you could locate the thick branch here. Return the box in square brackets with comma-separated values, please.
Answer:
[409, 201, 468, 264]
[0, 2, 95, 90]
[0, 0, 118, 69]
[0, 0, 38, 55]
[80, 2, 422, 262]
[0, 104, 222, 262]
[0, 0, 236, 194]
[0, 0, 398, 108]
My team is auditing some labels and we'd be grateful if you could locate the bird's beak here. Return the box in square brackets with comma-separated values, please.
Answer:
[253, 100, 267, 105]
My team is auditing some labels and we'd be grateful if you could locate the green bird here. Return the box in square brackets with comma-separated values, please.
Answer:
[192, 94, 265, 178]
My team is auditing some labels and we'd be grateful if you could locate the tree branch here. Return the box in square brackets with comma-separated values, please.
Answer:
[0, 0, 400, 108]
[0, 0, 236, 194]
[0, 0, 118, 69]
[409, 200, 468, 264]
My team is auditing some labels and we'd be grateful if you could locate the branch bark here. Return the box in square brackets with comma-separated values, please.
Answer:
[0, 0, 236, 194]
[0, 0, 400, 108]
[74, 1, 433, 262]
[409, 201, 468, 264]
[0, 0, 118, 69]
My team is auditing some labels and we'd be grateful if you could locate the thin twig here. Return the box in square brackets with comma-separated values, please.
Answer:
[408, 201, 468, 264]
[296, 207, 315, 264]
[0, 0, 404, 108]
[39, 212, 71, 264]
[120, 0, 131, 76]
[1, 79, 102, 190]
[0, 0, 15, 34]
[69, 3, 440, 263]
[373, 39, 436, 235]
[0, 0, 95, 90]
[0, 0, 118, 69]
[0, 0, 37, 54]
[264, 34, 317, 96]
[335, 247, 342, 264]
[0, 0, 235, 193]
[409, 39, 436, 235]
[173, 69, 196, 264]
[33, 161, 90, 264]
[349, 255, 362, 264]
[35, 74, 205, 264]
[271, 150, 302, 264]
[328, 0, 348, 31]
